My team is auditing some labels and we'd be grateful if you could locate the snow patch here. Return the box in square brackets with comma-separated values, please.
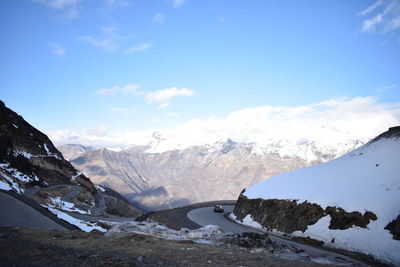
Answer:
[0, 180, 12, 191]
[291, 215, 400, 265]
[12, 124, 18, 128]
[229, 213, 264, 230]
[43, 143, 62, 160]
[0, 170, 24, 193]
[45, 197, 90, 215]
[0, 163, 36, 183]
[95, 184, 105, 192]
[71, 172, 81, 181]
[108, 221, 225, 244]
[13, 150, 33, 159]
[241, 136, 400, 265]
[46, 207, 105, 232]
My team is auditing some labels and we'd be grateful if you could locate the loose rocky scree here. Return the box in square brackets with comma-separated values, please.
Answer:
[0, 227, 331, 267]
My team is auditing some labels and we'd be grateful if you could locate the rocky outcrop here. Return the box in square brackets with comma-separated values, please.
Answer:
[0, 101, 93, 192]
[325, 206, 377, 230]
[385, 215, 400, 240]
[233, 191, 377, 233]
[233, 192, 324, 233]
[369, 126, 400, 143]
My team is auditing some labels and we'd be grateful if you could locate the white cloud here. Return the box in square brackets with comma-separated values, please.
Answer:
[111, 107, 135, 115]
[146, 87, 195, 108]
[49, 42, 65, 56]
[86, 125, 108, 137]
[96, 84, 141, 96]
[123, 42, 152, 54]
[358, 1, 383, 16]
[169, 0, 187, 8]
[153, 13, 165, 24]
[32, 0, 80, 18]
[48, 97, 400, 149]
[359, 0, 400, 34]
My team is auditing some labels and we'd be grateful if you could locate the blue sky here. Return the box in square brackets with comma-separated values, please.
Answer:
[1, 0, 400, 146]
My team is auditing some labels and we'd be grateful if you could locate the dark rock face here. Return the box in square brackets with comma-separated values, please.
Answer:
[0, 100, 94, 192]
[233, 192, 377, 234]
[325, 206, 377, 230]
[233, 193, 324, 233]
[0, 101, 141, 218]
[369, 126, 400, 143]
[385, 215, 400, 240]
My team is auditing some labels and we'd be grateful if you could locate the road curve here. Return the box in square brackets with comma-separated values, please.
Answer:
[188, 205, 366, 266]
[0, 191, 67, 231]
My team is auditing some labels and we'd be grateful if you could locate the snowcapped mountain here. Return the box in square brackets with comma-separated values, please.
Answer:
[232, 126, 400, 265]
[64, 134, 364, 211]
[121, 129, 366, 163]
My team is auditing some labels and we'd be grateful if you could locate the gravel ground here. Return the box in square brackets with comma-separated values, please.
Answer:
[0, 226, 333, 267]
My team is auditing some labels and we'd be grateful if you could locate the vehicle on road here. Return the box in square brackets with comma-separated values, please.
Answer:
[213, 205, 224, 213]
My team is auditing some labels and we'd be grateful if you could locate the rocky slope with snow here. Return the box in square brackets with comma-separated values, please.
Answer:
[232, 126, 400, 265]
[0, 101, 141, 230]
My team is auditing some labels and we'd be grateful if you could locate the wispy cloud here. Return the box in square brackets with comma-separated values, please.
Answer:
[358, 1, 383, 16]
[49, 42, 65, 56]
[111, 107, 135, 115]
[358, 0, 400, 34]
[79, 35, 118, 52]
[376, 83, 396, 90]
[169, 0, 187, 8]
[123, 42, 152, 54]
[103, 0, 129, 8]
[96, 84, 142, 96]
[32, 0, 80, 18]
[146, 87, 195, 108]
[375, 84, 397, 95]
[153, 12, 165, 24]
[79, 26, 131, 52]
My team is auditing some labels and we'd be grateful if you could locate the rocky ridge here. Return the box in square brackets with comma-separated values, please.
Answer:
[0, 101, 141, 228]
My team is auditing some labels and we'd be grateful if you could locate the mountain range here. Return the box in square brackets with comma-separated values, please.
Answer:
[59, 134, 365, 211]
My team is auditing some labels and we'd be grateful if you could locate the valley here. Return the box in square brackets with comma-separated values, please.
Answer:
[0, 100, 398, 266]
[59, 137, 362, 211]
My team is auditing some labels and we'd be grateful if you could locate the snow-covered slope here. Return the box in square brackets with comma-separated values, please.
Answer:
[235, 127, 400, 264]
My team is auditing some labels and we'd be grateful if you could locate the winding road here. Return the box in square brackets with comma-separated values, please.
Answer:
[188, 205, 367, 266]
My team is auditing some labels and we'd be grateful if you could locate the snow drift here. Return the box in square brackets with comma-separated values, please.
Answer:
[233, 127, 400, 265]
